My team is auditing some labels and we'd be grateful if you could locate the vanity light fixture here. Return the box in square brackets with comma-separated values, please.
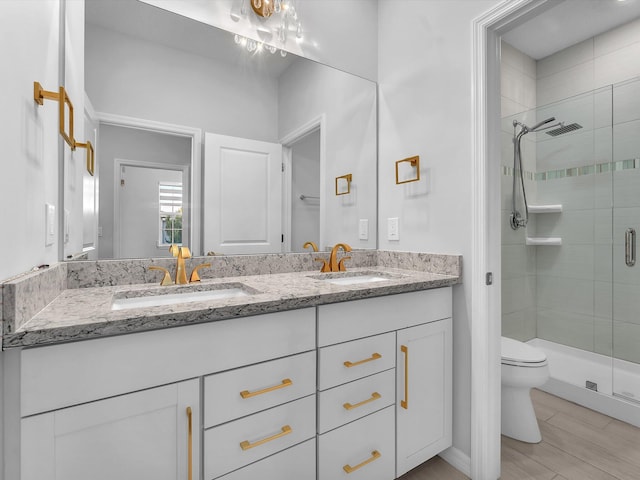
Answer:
[395, 155, 420, 185]
[33, 81, 75, 149]
[230, 0, 302, 57]
[75, 140, 95, 176]
[335, 173, 352, 196]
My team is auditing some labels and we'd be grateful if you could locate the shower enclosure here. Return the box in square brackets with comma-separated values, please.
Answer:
[501, 76, 640, 422]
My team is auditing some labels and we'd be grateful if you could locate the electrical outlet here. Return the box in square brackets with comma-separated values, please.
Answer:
[359, 219, 369, 240]
[387, 217, 399, 241]
[45, 203, 55, 246]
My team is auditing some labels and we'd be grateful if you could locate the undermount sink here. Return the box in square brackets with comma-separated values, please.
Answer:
[309, 271, 400, 286]
[111, 283, 256, 311]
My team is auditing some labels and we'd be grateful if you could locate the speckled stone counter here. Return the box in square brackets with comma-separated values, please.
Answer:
[2, 251, 461, 348]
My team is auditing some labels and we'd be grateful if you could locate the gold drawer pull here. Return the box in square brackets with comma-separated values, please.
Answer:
[186, 406, 193, 480]
[401, 345, 409, 409]
[343, 450, 381, 474]
[344, 352, 382, 368]
[240, 425, 292, 451]
[240, 378, 293, 399]
[343, 392, 381, 411]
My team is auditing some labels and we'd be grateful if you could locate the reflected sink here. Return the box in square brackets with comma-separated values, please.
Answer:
[309, 271, 401, 286]
[111, 283, 256, 311]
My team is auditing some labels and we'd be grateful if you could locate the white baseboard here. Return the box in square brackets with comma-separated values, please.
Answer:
[439, 446, 471, 478]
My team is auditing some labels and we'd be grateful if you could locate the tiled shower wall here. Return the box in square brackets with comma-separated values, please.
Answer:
[500, 41, 538, 342]
[501, 17, 640, 364]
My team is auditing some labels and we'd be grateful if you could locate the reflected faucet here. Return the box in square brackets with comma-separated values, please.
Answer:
[170, 245, 191, 285]
[303, 241, 319, 252]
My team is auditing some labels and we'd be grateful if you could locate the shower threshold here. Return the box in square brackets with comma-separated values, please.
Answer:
[527, 338, 640, 428]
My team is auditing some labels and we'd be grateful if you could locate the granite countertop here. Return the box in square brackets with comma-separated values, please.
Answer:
[3, 265, 459, 348]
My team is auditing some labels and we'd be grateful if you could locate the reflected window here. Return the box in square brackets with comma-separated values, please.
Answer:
[159, 182, 183, 245]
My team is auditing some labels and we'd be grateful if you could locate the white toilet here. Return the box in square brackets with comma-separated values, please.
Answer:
[501, 336, 549, 443]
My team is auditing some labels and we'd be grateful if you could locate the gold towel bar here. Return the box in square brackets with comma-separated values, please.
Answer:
[33, 82, 75, 150]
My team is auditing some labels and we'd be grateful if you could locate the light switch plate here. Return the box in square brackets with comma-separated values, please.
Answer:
[387, 217, 399, 241]
[45, 203, 55, 246]
[64, 209, 70, 244]
[359, 219, 369, 240]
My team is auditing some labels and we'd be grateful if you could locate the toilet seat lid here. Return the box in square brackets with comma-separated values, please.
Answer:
[501, 336, 547, 364]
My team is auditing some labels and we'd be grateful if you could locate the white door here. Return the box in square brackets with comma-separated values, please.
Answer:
[204, 133, 283, 254]
[21, 380, 200, 480]
[396, 319, 453, 476]
[116, 163, 185, 258]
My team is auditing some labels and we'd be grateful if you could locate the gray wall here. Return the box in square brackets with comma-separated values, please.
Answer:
[291, 130, 320, 252]
[98, 125, 191, 259]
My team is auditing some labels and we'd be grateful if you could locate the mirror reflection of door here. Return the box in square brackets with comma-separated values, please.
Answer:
[117, 163, 185, 259]
[290, 130, 320, 252]
[203, 133, 283, 255]
[98, 125, 191, 259]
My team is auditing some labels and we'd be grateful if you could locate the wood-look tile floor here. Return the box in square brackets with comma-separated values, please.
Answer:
[398, 389, 640, 480]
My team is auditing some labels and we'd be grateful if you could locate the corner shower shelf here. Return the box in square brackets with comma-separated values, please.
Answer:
[529, 204, 563, 213]
[526, 237, 562, 246]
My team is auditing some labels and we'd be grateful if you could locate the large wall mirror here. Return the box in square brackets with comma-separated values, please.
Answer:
[83, 0, 377, 259]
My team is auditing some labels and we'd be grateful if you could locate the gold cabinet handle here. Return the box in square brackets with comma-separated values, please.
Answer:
[343, 392, 381, 411]
[343, 450, 381, 474]
[344, 352, 382, 368]
[401, 345, 409, 409]
[240, 378, 293, 399]
[186, 406, 193, 480]
[240, 425, 292, 451]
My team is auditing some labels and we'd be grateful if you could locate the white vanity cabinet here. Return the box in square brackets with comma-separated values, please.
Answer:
[11, 308, 316, 480]
[21, 380, 200, 480]
[318, 287, 453, 480]
[396, 318, 453, 477]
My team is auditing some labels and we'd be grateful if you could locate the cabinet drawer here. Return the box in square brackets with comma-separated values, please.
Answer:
[217, 438, 316, 480]
[318, 368, 395, 434]
[318, 332, 395, 390]
[204, 395, 315, 479]
[204, 351, 316, 427]
[318, 406, 395, 480]
[21, 308, 315, 416]
[318, 288, 452, 346]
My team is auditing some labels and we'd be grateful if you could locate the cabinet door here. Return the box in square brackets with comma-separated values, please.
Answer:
[396, 318, 452, 477]
[22, 380, 199, 480]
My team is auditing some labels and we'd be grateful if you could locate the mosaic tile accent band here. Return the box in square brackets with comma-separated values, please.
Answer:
[503, 159, 640, 181]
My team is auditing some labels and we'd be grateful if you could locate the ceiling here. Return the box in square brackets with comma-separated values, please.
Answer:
[502, 0, 640, 60]
[85, 0, 296, 78]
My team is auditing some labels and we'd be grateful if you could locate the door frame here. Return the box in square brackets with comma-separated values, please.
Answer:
[280, 114, 327, 252]
[113, 158, 189, 259]
[97, 112, 202, 256]
[471, 1, 553, 478]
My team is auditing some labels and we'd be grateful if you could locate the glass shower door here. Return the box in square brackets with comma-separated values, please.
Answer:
[612, 77, 640, 404]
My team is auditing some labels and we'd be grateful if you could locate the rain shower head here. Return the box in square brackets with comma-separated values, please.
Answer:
[529, 117, 556, 132]
[545, 123, 583, 136]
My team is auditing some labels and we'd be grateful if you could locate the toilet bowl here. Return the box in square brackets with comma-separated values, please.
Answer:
[501, 336, 549, 443]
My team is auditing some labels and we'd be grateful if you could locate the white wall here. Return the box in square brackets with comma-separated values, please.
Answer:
[86, 25, 279, 143]
[279, 59, 377, 249]
[377, 0, 501, 459]
[98, 125, 191, 259]
[0, 0, 62, 281]
[139, 0, 379, 81]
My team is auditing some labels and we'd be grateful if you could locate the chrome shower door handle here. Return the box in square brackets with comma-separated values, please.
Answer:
[625, 228, 636, 267]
